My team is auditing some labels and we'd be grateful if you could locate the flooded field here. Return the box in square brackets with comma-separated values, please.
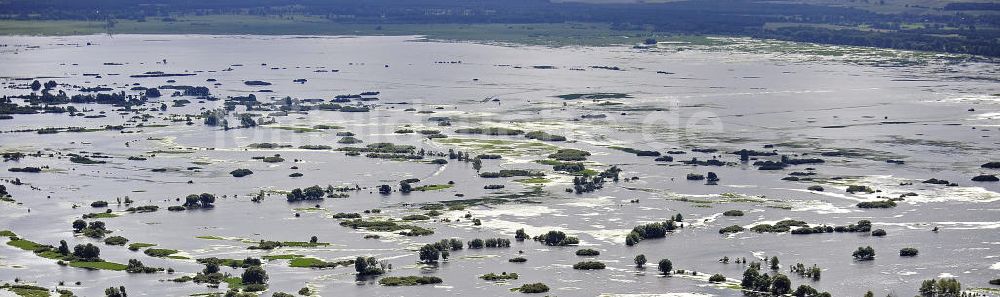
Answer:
[0, 34, 997, 297]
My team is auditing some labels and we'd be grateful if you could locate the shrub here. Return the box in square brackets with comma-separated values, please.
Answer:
[516, 283, 550, 293]
[575, 249, 600, 256]
[852, 246, 875, 261]
[104, 236, 128, 246]
[525, 131, 566, 141]
[402, 214, 430, 221]
[573, 261, 606, 270]
[298, 287, 312, 295]
[871, 229, 887, 236]
[509, 257, 527, 263]
[480, 272, 518, 281]
[846, 185, 874, 193]
[230, 169, 254, 177]
[709, 274, 726, 282]
[719, 225, 745, 234]
[857, 200, 896, 208]
[378, 276, 442, 286]
[722, 210, 744, 216]
[548, 149, 591, 161]
[899, 248, 919, 257]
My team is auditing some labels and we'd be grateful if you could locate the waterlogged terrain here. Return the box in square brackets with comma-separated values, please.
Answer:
[0, 35, 997, 297]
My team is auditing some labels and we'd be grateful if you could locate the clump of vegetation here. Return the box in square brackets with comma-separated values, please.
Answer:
[354, 256, 387, 275]
[339, 219, 433, 236]
[104, 236, 128, 246]
[514, 283, 549, 293]
[852, 246, 875, 261]
[289, 257, 346, 268]
[846, 185, 875, 194]
[749, 219, 808, 233]
[723, 210, 744, 216]
[286, 185, 327, 202]
[625, 217, 680, 246]
[899, 247, 919, 257]
[575, 248, 600, 256]
[856, 200, 896, 208]
[479, 169, 545, 178]
[709, 274, 727, 282]
[480, 272, 518, 281]
[144, 248, 180, 258]
[73, 220, 111, 238]
[230, 169, 254, 177]
[548, 149, 590, 161]
[402, 214, 430, 221]
[525, 131, 566, 141]
[533, 230, 579, 246]
[125, 258, 163, 273]
[790, 220, 873, 235]
[719, 225, 745, 234]
[572, 261, 606, 270]
[127, 242, 156, 251]
[378, 276, 442, 286]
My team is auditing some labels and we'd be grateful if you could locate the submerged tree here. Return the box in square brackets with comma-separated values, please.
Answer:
[634, 254, 647, 268]
[657, 259, 672, 275]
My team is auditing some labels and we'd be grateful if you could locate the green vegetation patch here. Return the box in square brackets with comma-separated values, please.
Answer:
[6, 238, 44, 251]
[339, 219, 433, 236]
[144, 248, 180, 258]
[280, 241, 330, 247]
[262, 254, 303, 261]
[1, 284, 51, 297]
[68, 261, 128, 271]
[128, 242, 156, 251]
[82, 212, 119, 219]
[413, 184, 454, 191]
[224, 277, 243, 290]
[514, 177, 550, 184]
[288, 257, 350, 268]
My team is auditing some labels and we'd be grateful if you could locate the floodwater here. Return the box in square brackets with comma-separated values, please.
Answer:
[0, 34, 997, 297]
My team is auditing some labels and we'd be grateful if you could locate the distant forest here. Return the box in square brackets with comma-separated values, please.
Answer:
[1, 0, 997, 57]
